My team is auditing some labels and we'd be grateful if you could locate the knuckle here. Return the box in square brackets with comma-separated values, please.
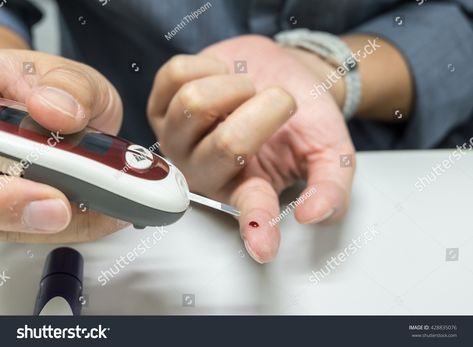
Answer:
[214, 127, 244, 160]
[230, 75, 257, 97]
[264, 87, 296, 110]
[40, 64, 98, 108]
[43, 64, 89, 86]
[178, 82, 205, 113]
[166, 55, 190, 84]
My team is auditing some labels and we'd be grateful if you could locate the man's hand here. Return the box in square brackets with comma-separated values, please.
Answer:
[148, 35, 355, 263]
[0, 48, 125, 243]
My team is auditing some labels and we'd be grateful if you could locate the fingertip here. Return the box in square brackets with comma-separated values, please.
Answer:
[22, 198, 72, 233]
[239, 209, 280, 263]
[294, 182, 346, 225]
[26, 86, 88, 134]
[265, 86, 297, 117]
[0, 178, 72, 233]
[296, 207, 336, 225]
[230, 178, 281, 263]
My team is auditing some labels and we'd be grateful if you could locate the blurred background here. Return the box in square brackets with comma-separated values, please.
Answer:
[30, 0, 59, 54]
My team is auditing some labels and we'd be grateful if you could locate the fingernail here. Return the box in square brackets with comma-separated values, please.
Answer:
[244, 239, 264, 264]
[35, 86, 84, 119]
[22, 199, 70, 232]
[306, 208, 335, 224]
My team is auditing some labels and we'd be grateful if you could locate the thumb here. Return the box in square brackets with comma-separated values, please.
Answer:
[230, 177, 281, 264]
[294, 150, 355, 224]
[0, 176, 71, 235]
[0, 50, 122, 134]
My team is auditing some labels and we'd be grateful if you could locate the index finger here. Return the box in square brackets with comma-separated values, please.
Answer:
[147, 54, 228, 121]
[0, 50, 122, 135]
[189, 87, 296, 191]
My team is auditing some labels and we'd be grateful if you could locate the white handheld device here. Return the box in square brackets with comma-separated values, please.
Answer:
[0, 99, 238, 228]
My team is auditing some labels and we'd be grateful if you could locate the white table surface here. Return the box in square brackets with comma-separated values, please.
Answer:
[1, 150, 473, 315]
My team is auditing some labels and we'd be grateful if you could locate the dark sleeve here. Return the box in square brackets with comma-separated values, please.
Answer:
[349, 0, 473, 150]
[0, 0, 42, 47]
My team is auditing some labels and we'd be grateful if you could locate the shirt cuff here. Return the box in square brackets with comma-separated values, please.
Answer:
[351, 2, 473, 149]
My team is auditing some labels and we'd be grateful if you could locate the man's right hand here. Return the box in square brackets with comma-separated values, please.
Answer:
[0, 47, 125, 243]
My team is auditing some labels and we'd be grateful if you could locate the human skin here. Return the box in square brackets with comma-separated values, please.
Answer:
[0, 27, 125, 243]
[0, 27, 413, 257]
[147, 34, 413, 263]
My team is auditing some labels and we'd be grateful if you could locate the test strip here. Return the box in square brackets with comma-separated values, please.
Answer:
[0, 155, 24, 176]
[188, 192, 240, 217]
